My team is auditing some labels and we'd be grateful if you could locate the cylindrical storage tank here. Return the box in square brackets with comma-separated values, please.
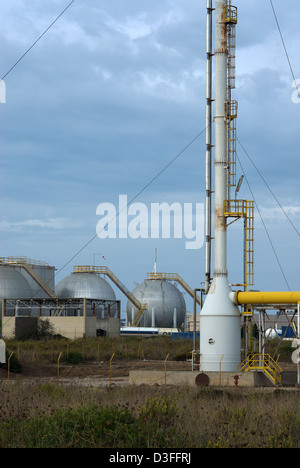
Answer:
[0, 265, 33, 299]
[15, 264, 56, 299]
[126, 279, 186, 329]
[0, 265, 33, 315]
[55, 272, 117, 317]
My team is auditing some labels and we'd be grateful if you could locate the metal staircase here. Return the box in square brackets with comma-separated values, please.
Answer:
[146, 272, 202, 305]
[0, 256, 56, 299]
[21, 263, 57, 299]
[73, 267, 202, 326]
[73, 265, 147, 326]
[239, 353, 282, 386]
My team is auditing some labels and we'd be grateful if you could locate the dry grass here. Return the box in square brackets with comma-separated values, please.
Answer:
[0, 382, 299, 448]
[0, 336, 299, 448]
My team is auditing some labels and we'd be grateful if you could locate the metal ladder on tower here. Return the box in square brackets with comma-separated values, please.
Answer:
[224, 2, 238, 197]
[226, 100, 238, 192]
[224, 3, 255, 299]
[224, 199, 255, 295]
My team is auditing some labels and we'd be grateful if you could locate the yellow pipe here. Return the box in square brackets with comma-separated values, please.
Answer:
[231, 291, 300, 305]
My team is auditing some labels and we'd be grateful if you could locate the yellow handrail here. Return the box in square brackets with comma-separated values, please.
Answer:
[224, 5, 238, 24]
[146, 272, 202, 305]
[73, 265, 146, 326]
[239, 353, 282, 385]
[0, 256, 49, 267]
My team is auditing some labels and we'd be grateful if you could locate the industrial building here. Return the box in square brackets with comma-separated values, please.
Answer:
[1, 258, 120, 340]
[0, 258, 193, 341]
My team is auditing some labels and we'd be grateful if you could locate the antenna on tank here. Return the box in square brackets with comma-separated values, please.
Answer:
[153, 248, 157, 275]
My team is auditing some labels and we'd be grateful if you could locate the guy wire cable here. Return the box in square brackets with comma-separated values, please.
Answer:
[54, 127, 206, 278]
[23, 126, 207, 297]
[269, 0, 300, 100]
[236, 152, 291, 291]
[237, 137, 300, 239]
[1, 0, 76, 80]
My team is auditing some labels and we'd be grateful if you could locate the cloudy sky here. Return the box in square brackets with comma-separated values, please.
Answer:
[1, 0, 299, 314]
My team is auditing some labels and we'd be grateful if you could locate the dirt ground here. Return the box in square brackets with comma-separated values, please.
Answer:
[0, 359, 192, 386]
[1, 359, 297, 389]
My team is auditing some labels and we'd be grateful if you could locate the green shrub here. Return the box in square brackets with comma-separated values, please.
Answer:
[0, 398, 185, 448]
[64, 351, 83, 365]
[173, 351, 191, 361]
[0, 405, 137, 448]
[0, 352, 22, 374]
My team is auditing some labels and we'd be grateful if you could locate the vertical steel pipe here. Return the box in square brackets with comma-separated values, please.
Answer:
[213, 0, 228, 277]
[205, 0, 213, 294]
[200, 0, 241, 373]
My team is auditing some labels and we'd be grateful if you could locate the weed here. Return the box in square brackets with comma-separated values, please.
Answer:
[64, 351, 83, 365]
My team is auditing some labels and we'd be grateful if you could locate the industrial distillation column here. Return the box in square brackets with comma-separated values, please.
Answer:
[199, 0, 241, 372]
[204, 0, 213, 294]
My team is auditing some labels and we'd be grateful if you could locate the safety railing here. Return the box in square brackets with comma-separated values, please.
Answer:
[73, 265, 146, 326]
[224, 199, 254, 291]
[0, 257, 56, 298]
[224, 5, 238, 24]
[0, 256, 50, 267]
[146, 272, 202, 305]
[239, 353, 282, 386]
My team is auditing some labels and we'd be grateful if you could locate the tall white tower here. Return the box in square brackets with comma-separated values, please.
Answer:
[199, 0, 241, 372]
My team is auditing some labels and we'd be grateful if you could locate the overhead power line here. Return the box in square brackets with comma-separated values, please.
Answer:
[236, 152, 291, 291]
[54, 128, 206, 278]
[1, 0, 75, 80]
[237, 137, 300, 239]
[269, 0, 300, 100]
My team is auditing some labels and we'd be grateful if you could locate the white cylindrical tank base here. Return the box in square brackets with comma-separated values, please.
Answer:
[200, 276, 241, 372]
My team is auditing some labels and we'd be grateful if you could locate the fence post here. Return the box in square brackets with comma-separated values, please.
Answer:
[57, 351, 62, 382]
[110, 352, 115, 385]
[164, 353, 169, 385]
[32, 346, 39, 364]
[7, 352, 14, 381]
[219, 354, 224, 387]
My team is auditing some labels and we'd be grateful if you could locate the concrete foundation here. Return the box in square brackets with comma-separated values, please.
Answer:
[129, 370, 298, 387]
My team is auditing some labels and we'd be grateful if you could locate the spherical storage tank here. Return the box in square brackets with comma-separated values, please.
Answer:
[126, 279, 186, 329]
[55, 272, 117, 318]
[56, 272, 116, 300]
